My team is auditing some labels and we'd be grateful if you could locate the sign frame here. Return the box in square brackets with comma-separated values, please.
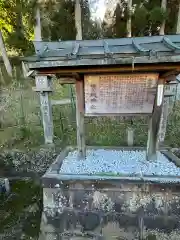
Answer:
[84, 73, 159, 116]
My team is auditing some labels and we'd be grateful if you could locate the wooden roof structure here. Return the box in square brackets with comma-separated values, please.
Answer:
[24, 35, 180, 77]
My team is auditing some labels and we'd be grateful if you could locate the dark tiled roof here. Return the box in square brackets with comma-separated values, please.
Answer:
[24, 35, 180, 69]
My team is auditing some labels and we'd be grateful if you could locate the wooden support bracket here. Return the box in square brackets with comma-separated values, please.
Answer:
[160, 70, 180, 82]
[147, 78, 165, 161]
[72, 72, 81, 80]
[58, 78, 76, 84]
[32, 87, 53, 92]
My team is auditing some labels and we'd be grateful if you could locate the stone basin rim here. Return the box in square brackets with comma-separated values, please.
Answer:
[42, 145, 180, 183]
[43, 173, 180, 182]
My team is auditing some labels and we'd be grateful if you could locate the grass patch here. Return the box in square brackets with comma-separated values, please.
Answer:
[1, 80, 180, 151]
[0, 179, 42, 238]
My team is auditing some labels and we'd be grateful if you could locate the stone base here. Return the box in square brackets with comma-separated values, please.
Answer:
[40, 147, 180, 240]
[39, 180, 180, 240]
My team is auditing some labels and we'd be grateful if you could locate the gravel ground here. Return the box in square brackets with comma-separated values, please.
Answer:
[60, 149, 180, 176]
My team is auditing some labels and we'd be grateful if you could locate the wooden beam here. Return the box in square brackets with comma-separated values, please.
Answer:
[165, 75, 177, 83]
[75, 79, 85, 158]
[164, 90, 176, 97]
[58, 78, 75, 84]
[160, 70, 180, 83]
[147, 78, 165, 160]
[32, 87, 53, 92]
[72, 72, 81, 80]
[85, 113, 151, 117]
[51, 99, 71, 105]
[160, 70, 180, 79]
[38, 64, 180, 75]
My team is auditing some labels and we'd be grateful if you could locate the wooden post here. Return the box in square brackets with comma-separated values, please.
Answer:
[35, 75, 53, 144]
[127, 127, 134, 146]
[75, 79, 85, 158]
[158, 98, 169, 144]
[147, 78, 165, 160]
[158, 79, 177, 144]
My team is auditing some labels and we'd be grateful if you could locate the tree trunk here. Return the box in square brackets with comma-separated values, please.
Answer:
[176, 1, 180, 34]
[34, 7, 42, 41]
[126, 0, 132, 37]
[16, 0, 24, 35]
[75, 0, 82, 40]
[0, 31, 12, 77]
[159, 0, 167, 35]
[22, 3, 41, 78]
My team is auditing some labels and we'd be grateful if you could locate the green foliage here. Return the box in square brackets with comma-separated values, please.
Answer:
[0, 179, 42, 237]
[6, 31, 33, 55]
[144, 0, 161, 11]
[165, 0, 179, 34]
[149, 7, 165, 23]
[42, 0, 100, 41]
[0, 0, 100, 55]
[113, 3, 127, 38]
[0, 0, 36, 54]
[133, 5, 148, 36]
[42, 0, 76, 41]
[103, 0, 179, 37]
[165, 101, 180, 148]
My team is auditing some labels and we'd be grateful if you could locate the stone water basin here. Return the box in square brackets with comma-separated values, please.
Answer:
[41, 146, 180, 240]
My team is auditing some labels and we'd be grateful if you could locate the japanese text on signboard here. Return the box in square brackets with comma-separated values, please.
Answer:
[84, 74, 158, 115]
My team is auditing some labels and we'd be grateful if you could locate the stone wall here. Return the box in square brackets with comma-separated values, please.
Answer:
[40, 180, 180, 240]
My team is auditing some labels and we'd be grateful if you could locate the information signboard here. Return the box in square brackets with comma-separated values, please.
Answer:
[84, 73, 159, 115]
